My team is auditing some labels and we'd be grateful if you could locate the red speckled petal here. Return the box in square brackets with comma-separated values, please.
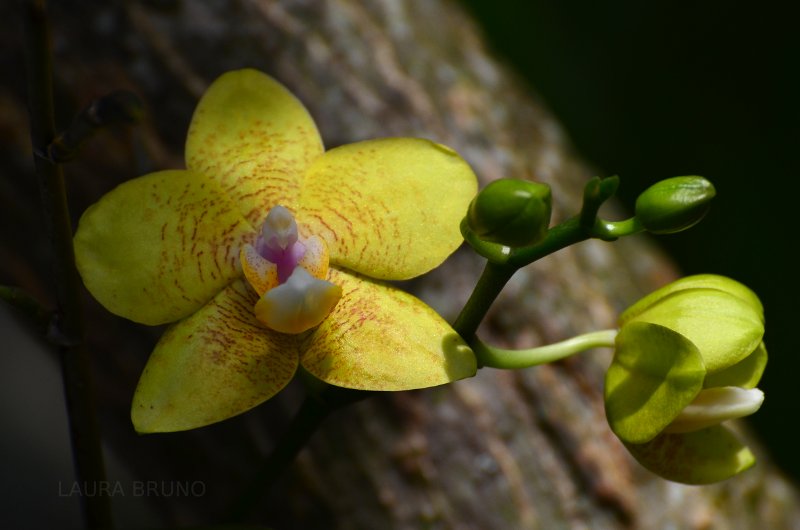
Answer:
[186, 69, 324, 225]
[74, 170, 254, 325]
[131, 280, 300, 433]
[300, 269, 476, 390]
[295, 138, 477, 280]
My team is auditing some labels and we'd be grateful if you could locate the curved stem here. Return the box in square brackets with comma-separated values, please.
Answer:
[47, 91, 143, 163]
[25, 2, 112, 528]
[455, 176, 630, 341]
[453, 261, 516, 340]
[454, 216, 614, 344]
[474, 329, 618, 369]
[508, 216, 588, 267]
[225, 376, 371, 522]
[460, 218, 512, 264]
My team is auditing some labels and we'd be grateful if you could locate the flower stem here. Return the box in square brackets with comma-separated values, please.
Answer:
[453, 261, 516, 340]
[454, 215, 599, 341]
[24, 2, 112, 528]
[225, 395, 330, 522]
[225, 380, 370, 522]
[455, 177, 635, 343]
[473, 329, 618, 369]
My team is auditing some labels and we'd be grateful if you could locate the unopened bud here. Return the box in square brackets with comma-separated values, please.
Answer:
[635, 176, 715, 234]
[467, 179, 552, 247]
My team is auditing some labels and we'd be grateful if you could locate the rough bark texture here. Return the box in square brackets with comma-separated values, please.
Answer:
[3, 0, 799, 528]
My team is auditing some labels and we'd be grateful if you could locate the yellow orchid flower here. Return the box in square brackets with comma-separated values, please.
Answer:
[74, 69, 478, 433]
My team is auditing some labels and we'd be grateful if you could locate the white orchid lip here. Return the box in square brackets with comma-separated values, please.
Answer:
[254, 267, 342, 334]
[663, 386, 765, 434]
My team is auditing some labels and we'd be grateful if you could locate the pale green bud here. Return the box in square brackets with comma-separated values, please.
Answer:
[605, 274, 767, 484]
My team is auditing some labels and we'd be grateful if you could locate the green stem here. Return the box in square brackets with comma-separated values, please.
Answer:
[460, 218, 512, 263]
[454, 217, 603, 346]
[455, 176, 631, 340]
[507, 216, 588, 267]
[474, 329, 618, 369]
[226, 379, 370, 522]
[24, 2, 112, 528]
[453, 261, 516, 340]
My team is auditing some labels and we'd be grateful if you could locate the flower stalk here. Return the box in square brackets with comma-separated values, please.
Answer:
[455, 175, 634, 342]
[24, 1, 112, 528]
[473, 329, 618, 369]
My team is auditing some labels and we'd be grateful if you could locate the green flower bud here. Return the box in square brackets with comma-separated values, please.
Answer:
[635, 176, 715, 234]
[467, 179, 552, 247]
[605, 274, 766, 484]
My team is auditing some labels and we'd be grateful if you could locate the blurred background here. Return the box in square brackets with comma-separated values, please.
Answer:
[460, 0, 799, 483]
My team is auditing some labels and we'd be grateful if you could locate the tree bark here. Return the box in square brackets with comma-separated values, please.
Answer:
[4, 0, 798, 528]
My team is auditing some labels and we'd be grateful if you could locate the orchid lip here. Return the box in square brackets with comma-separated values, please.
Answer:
[663, 386, 765, 434]
[254, 267, 342, 334]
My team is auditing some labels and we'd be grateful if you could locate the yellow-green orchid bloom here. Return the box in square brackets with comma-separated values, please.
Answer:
[74, 69, 478, 433]
[605, 274, 767, 484]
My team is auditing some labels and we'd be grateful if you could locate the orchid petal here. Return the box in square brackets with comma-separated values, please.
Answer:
[624, 426, 756, 485]
[605, 322, 705, 444]
[621, 274, 763, 324]
[296, 138, 477, 280]
[704, 342, 767, 389]
[185, 69, 324, 224]
[300, 269, 476, 390]
[131, 280, 299, 433]
[74, 170, 253, 325]
[625, 288, 764, 373]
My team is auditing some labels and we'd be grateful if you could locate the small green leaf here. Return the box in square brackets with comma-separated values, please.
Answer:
[605, 322, 705, 444]
[625, 425, 756, 484]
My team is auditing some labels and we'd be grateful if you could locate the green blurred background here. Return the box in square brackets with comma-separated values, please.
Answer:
[460, 0, 799, 483]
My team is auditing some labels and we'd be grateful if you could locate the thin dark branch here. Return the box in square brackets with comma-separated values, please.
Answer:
[47, 90, 143, 163]
[0, 284, 51, 332]
[23, 1, 113, 528]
